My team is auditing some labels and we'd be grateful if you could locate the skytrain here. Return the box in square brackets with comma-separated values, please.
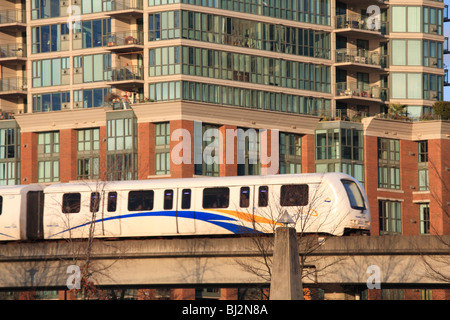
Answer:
[0, 173, 370, 241]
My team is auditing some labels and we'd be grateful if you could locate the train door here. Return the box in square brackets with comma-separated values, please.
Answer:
[26, 191, 44, 240]
[176, 188, 196, 234]
[100, 191, 122, 236]
[251, 184, 276, 233]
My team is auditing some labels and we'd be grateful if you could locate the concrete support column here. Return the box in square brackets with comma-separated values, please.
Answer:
[270, 227, 304, 300]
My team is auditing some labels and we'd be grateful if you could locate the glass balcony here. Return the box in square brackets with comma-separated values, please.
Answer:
[0, 9, 25, 25]
[0, 43, 26, 60]
[104, 31, 143, 51]
[102, 0, 143, 15]
[336, 82, 388, 101]
[0, 77, 27, 94]
[335, 14, 387, 36]
[335, 48, 388, 68]
[107, 66, 144, 82]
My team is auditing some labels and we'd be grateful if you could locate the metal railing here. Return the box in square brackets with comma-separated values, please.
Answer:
[106, 66, 144, 81]
[0, 77, 27, 92]
[336, 82, 388, 101]
[102, 0, 143, 11]
[335, 48, 388, 68]
[0, 9, 25, 25]
[104, 31, 143, 47]
[0, 43, 26, 58]
[335, 14, 387, 35]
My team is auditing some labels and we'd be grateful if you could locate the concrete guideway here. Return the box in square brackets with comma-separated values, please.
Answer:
[0, 235, 449, 289]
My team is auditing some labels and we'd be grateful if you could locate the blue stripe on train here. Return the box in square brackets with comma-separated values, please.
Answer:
[48, 210, 259, 238]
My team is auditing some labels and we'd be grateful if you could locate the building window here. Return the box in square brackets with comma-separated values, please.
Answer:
[107, 116, 138, 180]
[279, 133, 301, 174]
[195, 124, 220, 176]
[419, 203, 430, 234]
[77, 128, 100, 180]
[31, 0, 60, 20]
[148, 0, 332, 26]
[237, 127, 260, 176]
[32, 23, 70, 53]
[73, 88, 111, 108]
[423, 6, 444, 35]
[72, 18, 111, 49]
[378, 138, 400, 189]
[418, 141, 429, 191]
[155, 122, 170, 175]
[177, 11, 331, 58]
[0, 127, 20, 185]
[379, 200, 402, 235]
[37, 131, 60, 182]
[32, 91, 70, 113]
[391, 6, 421, 33]
[73, 53, 111, 84]
[315, 127, 365, 185]
[391, 73, 422, 100]
[32, 57, 70, 88]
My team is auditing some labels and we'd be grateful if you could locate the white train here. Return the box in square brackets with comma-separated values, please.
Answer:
[0, 173, 370, 241]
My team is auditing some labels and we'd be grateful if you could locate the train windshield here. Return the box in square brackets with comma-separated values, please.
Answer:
[341, 180, 366, 210]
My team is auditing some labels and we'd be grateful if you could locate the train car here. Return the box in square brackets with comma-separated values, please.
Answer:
[0, 184, 44, 241]
[42, 173, 370, 240]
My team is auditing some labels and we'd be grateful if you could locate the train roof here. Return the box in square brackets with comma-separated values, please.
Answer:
[0, 184, 44, 195]
[41, 172, 355, 194]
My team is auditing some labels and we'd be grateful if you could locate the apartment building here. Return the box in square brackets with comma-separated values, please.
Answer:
[0, 0, 449, 299]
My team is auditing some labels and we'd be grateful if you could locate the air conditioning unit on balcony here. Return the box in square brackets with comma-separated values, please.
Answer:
[62, 68, 70, 74]
[428, 57, 438, 67]
[430, 24, 438, 34]
[429, 91, 438, 100]
[62, 103, 70, 109]
[74, 67, 82, 73]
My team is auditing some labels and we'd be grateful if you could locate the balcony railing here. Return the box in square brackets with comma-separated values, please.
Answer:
[0, 43, 26, 59]
[336, 82, 388, 101]
[335, 48, 388, 68]
[335, 14, 387, 35]
[102, 0, 143, 11]
[0, 111, 15, 120]
[107, 66, 144, 82]
[0, 9, 25, 25]
[0, 77, 27, 92]
[104, 31, 143, 47]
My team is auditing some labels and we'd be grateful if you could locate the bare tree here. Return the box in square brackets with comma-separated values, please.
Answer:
[417, 159, 450, 283]
[234, 175, 351, 299]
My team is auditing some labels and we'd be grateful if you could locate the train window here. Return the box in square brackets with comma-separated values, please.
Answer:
[128, 190, 154, 211]
[240, 187, 250, 208]
[203, 187, 229, 209]
[90, 192, 100, 213]
[107, 192, 117, 212]
[0, 196, 2, 215]
[62, 193, 81, 214]
[280, 184, 309, 207]
[341, 180, 366, 210]
[164, 189, 173, 210]
[258, 186, 269, 207]
[181, 189, 191, 209]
